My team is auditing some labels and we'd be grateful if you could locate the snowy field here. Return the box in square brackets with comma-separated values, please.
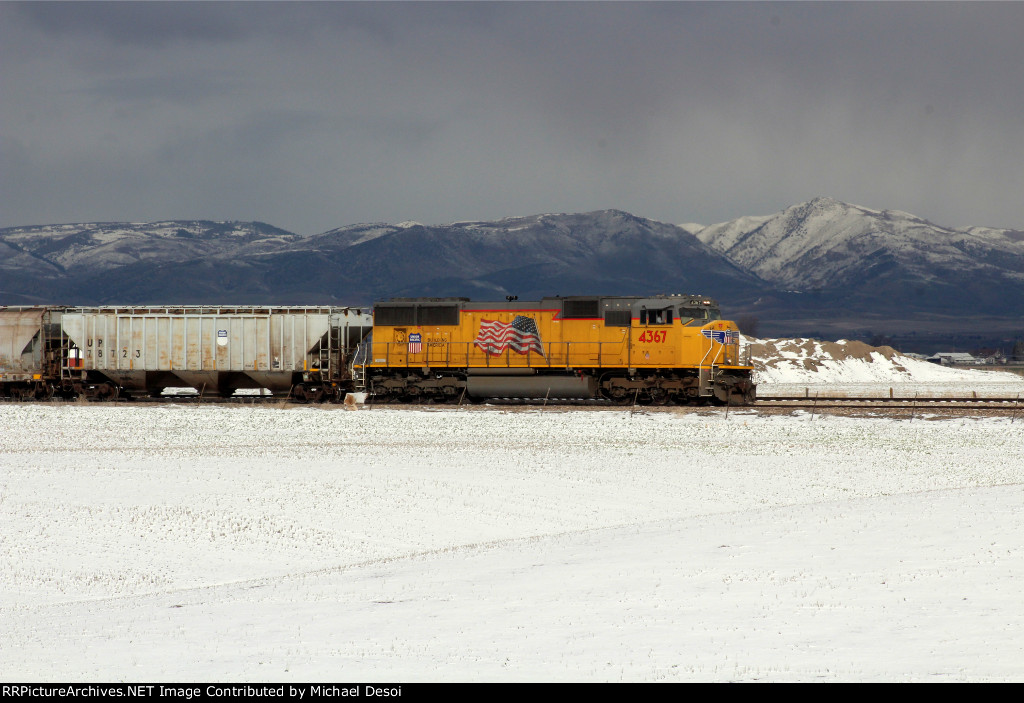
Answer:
[2, 398, 1023, 682]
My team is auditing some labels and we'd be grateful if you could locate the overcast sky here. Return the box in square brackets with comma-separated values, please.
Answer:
[2, 1, 1023, 235]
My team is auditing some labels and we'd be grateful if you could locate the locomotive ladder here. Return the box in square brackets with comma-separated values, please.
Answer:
[698, 343, 723, 397]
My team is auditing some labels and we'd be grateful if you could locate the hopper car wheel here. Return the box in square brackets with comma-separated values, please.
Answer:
[290, 385, 323, 403]
[94, 382, 119, 401]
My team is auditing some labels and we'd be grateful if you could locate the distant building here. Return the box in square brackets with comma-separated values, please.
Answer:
[927, 352, 980, 366]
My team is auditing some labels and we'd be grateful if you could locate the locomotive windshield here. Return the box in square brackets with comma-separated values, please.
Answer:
[677, 306, 722, 323]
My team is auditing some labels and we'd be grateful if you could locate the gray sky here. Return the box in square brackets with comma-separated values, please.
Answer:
[3, 1, 1023, 235]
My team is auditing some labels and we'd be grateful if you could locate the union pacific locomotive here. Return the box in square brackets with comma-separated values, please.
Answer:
[0, 294, 754, 404]
[360, 294, 754, 405]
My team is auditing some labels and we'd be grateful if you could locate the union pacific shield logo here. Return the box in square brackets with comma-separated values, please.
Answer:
[702, 329, 737, 344]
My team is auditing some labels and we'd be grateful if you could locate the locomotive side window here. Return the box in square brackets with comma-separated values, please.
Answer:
[640, 308, 673, 325]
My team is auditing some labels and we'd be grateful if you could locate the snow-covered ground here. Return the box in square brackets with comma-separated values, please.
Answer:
[2, 398, 1023, 681]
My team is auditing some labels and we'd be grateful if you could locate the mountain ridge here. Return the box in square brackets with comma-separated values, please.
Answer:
[3, 201, 1023, 348]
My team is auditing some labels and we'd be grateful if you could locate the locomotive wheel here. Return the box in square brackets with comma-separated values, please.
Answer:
[648, 389, 671, 406]
[602, 389, 633, 405]
[369, 391, 395, 404]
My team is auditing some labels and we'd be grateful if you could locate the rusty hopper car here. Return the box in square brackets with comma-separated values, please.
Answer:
[1, 306, 372, 400]
[357, 295, 755, 404]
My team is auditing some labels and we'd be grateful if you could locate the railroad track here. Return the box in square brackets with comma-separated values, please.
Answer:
[758, 395, 1022, 407]
[3, 394, 1022, 413]
[752, 395, 1024, 418]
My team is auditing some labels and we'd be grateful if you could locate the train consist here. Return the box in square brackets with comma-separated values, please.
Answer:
[1, 294, 755, 404]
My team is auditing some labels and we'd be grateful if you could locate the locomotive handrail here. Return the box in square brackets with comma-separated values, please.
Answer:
[369, 335, 745, 376]
[375, 340, 629, 370]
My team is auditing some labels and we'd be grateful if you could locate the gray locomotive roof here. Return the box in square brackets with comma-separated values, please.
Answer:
[378, 294, 719, 311]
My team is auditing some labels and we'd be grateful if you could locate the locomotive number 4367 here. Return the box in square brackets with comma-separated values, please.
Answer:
[637, 330, 668, 343]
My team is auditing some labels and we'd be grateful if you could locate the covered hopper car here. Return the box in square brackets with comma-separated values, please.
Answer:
[0, 305, 371, 401]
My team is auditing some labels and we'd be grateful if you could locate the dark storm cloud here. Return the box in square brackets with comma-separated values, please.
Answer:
[2, 2, 1023, 234]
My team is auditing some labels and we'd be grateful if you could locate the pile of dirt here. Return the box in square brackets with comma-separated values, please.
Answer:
[746, 337, 908, 374]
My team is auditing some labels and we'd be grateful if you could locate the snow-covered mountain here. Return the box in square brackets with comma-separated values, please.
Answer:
[270, 210, 767, 305]
[0, 220, 304, 272]
[693, 197, 1024, 316]
[0, 211, 762, 306]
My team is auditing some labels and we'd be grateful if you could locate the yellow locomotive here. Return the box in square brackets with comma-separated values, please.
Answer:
[357, 295, 755, 404]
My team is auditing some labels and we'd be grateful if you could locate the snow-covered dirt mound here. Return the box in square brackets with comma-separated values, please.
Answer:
[747, 337, 1024, 391]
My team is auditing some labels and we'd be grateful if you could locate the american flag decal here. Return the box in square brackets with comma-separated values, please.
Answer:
[702, 329, 738, 345]
[474, 316, 545, 357]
